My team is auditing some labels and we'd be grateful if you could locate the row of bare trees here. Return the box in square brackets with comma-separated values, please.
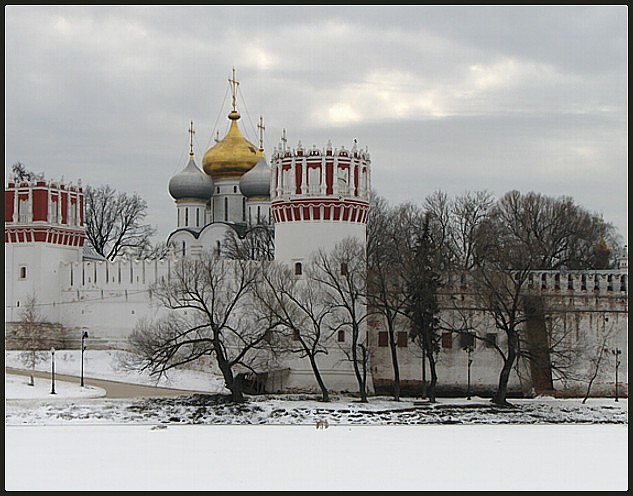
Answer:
[127, 187, 620, 405]
[367, 189, 622, 406]
[127, 238, 370, 403]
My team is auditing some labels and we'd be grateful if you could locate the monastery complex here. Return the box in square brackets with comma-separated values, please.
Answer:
[5, 72, 628, 399]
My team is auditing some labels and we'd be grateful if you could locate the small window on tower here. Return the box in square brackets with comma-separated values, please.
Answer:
[441, 332, 453, 349]
[340, 263, 348, 276]
[19, 266, 27, 280]
[337, 330, 345, 342]
[378, 331, 388, 347]
[294, 262, 303, 276]
[397, 331, 408, 347]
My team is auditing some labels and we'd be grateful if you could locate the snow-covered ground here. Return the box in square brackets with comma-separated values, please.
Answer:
[5, 349, 228, 393]
[5, 349, 629, 490]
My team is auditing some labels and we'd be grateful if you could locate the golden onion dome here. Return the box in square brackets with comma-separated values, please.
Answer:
[202, 110, 264, 180]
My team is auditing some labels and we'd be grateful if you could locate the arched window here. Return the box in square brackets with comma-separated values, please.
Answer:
[340, 263, 348, 276]
[216, 240, 221, 256]
[182, 241, 186, 257]
[224, 197, 228, 221]
[185, 208, 189, 227]
[294, 262, 302, 276]
[196, 209, 200, 227]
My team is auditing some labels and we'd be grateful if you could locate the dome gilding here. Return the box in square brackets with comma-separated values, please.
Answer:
[202, 111, 264, 180]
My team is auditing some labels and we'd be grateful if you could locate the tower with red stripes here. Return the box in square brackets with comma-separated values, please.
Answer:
[4, 176, 86, 323]
[270, 135, 371, 265]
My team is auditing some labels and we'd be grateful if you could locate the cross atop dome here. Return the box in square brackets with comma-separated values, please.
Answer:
[188, 120, 195, 158]
[229, 67, 240, 113]
[258, 116, 265, 152]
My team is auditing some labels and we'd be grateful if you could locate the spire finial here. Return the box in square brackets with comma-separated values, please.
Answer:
[188, 120, 195, 158]
[257, 115, 266, 151]
[228, 67, 240, 112]
[281, 128, 287, 151]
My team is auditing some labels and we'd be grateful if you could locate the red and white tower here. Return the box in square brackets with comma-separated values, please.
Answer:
[270, 133, 371, 266]
[4, 175, 86, 322]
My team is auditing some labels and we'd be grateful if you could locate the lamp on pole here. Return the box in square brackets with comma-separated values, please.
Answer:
[461, 332, 475, 400]
[50, 347, 56, 395]
[465, 346, 473, 400]
[81, 330, 89, 387]
[613, 348, 622, 402]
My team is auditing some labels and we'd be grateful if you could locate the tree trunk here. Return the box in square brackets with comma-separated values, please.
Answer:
[351, 330, 368, 403]
[229, 375, 245, 403]
[308, 355, 330, 402]
[425, 348, 438, 403]
[214, 339, 244, 403]
[492, 332, 518, 406]
[388, 328, 401, 401]
[421, 349, 427, 398]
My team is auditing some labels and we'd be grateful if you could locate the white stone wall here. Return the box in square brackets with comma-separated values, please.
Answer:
[5, 242, 83, 324]
[368, 279, 628, 398]
[274, 220, 366, 266]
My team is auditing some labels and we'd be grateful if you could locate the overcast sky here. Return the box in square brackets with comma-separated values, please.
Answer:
[5, 5, 628, 243]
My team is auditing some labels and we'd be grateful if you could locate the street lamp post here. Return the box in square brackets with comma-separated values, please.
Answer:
[81, 330, 89, 387]
[50, 347, 56, 394]
[613, 348, 621, 402]
[466, 346, 473, 400]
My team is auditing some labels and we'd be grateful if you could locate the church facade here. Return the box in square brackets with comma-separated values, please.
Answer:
[4, 74, 628, 399]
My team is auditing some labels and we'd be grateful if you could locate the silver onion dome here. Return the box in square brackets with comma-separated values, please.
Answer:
[239, 157, 271, 199]
[168, 157, 214, 200]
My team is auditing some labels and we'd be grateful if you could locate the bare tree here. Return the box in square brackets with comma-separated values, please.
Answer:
[11, 295, 49, 386]
[491, 190, 619, 270]
[367, 196, 424, 400]
[310, 238, 371, 402]
[84, 184, 156, 261]
[581, 323, 619, 403]
[223, 221, 275, 261]
[254, 262, 334, 401]
[11, 162, 43, 182]
[135, 240, 173, 260]
[127, 253, 276, 402]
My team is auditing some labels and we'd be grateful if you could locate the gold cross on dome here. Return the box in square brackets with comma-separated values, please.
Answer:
[228, 67, 240, 112]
